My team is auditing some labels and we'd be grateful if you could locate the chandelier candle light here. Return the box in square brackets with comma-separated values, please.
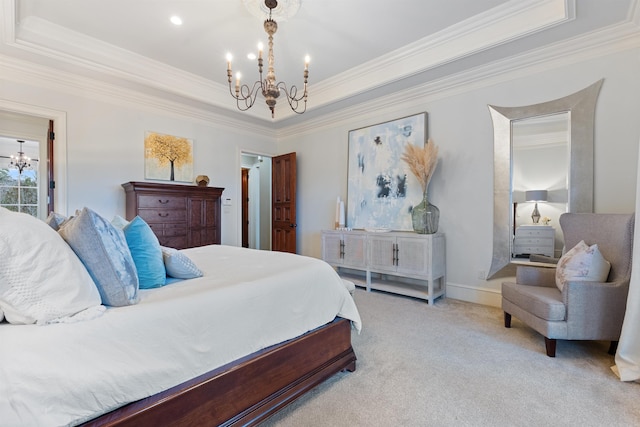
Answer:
[226, 0, 309, 118]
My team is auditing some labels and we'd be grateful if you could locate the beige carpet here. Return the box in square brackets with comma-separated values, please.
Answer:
[262, 288, 640, 426]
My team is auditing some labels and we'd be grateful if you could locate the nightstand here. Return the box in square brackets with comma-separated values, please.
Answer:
[513, 225, 555, 257]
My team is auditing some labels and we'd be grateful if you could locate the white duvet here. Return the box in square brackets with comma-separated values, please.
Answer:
[0, 245, 361, 427]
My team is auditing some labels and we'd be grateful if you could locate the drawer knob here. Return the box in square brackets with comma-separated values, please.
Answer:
[159, 199, 170, 204]
[158, 212, 170, 217]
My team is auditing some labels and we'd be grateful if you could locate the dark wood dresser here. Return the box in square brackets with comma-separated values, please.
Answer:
[122, 181, 224, 249]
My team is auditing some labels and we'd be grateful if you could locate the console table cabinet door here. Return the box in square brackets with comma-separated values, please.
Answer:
[368, 235, 398, 273]
[343, 234, 367, 268]
[321, 231, 366, 268]
[322, 233, 343, 265]
[396, 237, 429, 276]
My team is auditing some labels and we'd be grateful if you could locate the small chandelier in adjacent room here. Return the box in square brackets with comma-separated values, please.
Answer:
[10, 140, 31, 175]
[226, 0, 309, 118]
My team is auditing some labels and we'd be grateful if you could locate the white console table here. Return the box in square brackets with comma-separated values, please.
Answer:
[321, 230, 446, 305]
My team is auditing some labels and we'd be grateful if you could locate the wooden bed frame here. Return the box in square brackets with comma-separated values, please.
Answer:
[82, 317, 356, 426]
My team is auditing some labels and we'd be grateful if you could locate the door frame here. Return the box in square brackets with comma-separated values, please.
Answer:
[238, 149, 274, 249]
[0, 100, 68, 215]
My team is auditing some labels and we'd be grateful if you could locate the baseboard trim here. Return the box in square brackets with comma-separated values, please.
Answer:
[446, 283, 501, 308]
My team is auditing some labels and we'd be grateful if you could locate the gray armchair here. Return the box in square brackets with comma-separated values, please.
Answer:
[502, 213, 634, 357]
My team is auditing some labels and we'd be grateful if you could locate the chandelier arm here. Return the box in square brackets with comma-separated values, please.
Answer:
[278, 83, 308, 114]
[228, 80, 263, 111]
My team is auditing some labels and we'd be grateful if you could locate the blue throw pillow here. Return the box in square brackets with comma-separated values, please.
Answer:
[58, 207, 139, 306]
[123, 216, 167, 289]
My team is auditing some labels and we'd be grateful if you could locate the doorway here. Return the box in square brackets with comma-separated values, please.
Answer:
[0, 112, 51, 219]
[241, 153, 272, 250]
[0, 102, 67, 215]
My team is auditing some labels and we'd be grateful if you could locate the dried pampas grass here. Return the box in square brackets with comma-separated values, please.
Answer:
[401, 139, 439, 195]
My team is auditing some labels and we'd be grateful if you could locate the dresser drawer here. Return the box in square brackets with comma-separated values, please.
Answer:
[158, 235, 188, 249]
[137, 195, 187, 210]
[515, 228, 554, 238]
[516, 237, 553, 246]
[514, 245, 554, 256]
[138, 209, 187, 223]
[163, 223, 187, 236]
[147, 222, 187, 236]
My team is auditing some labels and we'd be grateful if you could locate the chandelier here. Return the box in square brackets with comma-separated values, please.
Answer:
[10, 140, 31, 175]
[226, 0, 309, 118]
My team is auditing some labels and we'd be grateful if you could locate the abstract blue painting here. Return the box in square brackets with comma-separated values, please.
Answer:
[347, 112, 427, 230]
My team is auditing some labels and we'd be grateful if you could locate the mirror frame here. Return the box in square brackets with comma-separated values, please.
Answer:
[486, 79, 603, 279]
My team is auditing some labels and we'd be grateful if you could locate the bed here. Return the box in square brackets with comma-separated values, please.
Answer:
[0, 207, 362, 427]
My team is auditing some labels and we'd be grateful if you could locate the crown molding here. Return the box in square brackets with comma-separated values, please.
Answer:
[0, 53, 276, 138]
[4, 0, 571, 123]
[309, 0, 572, 111]
[276, 16, 640, 138]
[1, 0, 638, 140]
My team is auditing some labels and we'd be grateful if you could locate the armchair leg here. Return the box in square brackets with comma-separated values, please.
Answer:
[544, 338, 557, 357]
[608, 341, 618, 355]
[504, 312, 511, 328]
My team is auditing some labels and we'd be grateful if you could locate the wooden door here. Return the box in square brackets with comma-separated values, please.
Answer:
[272, 152, 296, 253]
[241, 168, 249, 248]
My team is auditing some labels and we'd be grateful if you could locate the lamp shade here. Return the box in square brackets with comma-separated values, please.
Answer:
[525, 190, 548, 202]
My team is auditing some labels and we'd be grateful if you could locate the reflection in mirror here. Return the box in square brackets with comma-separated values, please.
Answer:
[487, 79, 603, 279]
[512, 112, 569, 260]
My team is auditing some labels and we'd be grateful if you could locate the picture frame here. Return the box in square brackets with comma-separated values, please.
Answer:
[144, 131, 194, 183]
[347, 112, 427, 230]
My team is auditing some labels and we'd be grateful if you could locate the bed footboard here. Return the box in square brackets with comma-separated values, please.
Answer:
[82, 317, 356, 426]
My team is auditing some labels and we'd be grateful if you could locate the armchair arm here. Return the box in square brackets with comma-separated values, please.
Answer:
[564, 279, 630, 339]
[516, 265, 557, 287]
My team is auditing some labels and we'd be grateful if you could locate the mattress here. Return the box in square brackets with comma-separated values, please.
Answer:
[0, 245, 361, 427]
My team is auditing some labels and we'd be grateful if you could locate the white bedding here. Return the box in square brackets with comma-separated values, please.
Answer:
[0, 245, 361, 427]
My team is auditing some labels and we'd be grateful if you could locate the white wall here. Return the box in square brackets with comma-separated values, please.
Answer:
[278, 48, 640, 306]
[1, 45, 639, 307]
[0, 81, 278, 246]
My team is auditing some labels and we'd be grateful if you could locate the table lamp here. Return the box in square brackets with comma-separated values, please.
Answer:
[525, 190, 547, 224]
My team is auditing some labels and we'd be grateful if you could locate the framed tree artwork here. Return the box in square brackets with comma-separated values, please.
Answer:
[347, 112, 427, 231]
[144, 131, 194, 182]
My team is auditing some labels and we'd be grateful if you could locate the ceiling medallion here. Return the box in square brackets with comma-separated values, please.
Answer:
[242, 0, 301, 22]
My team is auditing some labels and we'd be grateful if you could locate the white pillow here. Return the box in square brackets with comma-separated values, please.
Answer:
[44, 211, 68, 231]
[111, 215, 130, 229]
[161, 246, 203, 279]
[0, 207, 104, 325]
[0, 306, 4, 323]
[555, 240, 611, 291]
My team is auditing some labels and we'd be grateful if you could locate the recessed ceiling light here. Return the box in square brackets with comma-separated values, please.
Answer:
[247, 53, 257, 60]
[170, 15, 183, 26]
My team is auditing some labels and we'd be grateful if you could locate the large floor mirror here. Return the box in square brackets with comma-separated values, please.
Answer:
[486, 79, 603, 279]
